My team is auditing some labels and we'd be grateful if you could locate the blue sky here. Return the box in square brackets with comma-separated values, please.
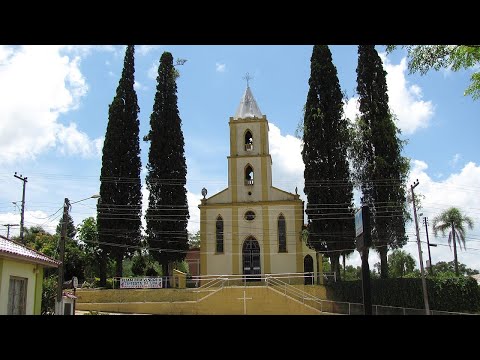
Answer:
[1, 45, 479, 271]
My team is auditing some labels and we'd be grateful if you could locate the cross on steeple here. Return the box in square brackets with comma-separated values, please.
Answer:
[243, 72, 253, 87]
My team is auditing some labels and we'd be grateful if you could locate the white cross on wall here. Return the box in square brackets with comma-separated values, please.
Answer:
[237, 290, 253, 315]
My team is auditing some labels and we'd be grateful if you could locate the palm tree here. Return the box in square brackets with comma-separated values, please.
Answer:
[432, 207, 474, 276]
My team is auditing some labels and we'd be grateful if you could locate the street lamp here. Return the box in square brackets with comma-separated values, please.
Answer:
[56, 194, 99, 315]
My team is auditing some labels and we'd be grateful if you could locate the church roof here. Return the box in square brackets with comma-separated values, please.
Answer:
[234, 86, 263, 120]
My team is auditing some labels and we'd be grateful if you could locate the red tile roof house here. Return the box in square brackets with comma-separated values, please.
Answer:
[0, 235, 59, 315]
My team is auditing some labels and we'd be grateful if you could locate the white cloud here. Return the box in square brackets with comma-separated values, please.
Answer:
[57, 123, 103, 158]
[134, 80, 147, 91]
[138, 45, 158, 56]
[335, 160, 480, 273]
[344, 55, 435, 135]
[402, 160, 480, 271]
[62, 45, 117, 57]
[0, 45, 102, 163]
[0, 210, 57, 238]
[187, 191, 202, 233]
[148, 61, 159, 80]
[344, 97, 360, 123]
[215, 62, 226, 73]
[140, 186, 202, 235]
[269, 123, 306, 200]
[381, 54, 435, 134]
[449, 153, 462, 168]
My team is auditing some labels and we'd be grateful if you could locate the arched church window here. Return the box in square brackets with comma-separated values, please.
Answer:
[245, 130, 254, 151]
[216, 216, 224, 253]
[278, 214, 286, 253]
[245, 165, 254, 186]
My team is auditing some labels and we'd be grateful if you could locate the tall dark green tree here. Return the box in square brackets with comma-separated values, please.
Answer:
[145, 52, 189, 279]
[353, 45, 409, 278]
[302, 45, 355, 281]
[56, 213, 76, 239]
[97, 45, 142, 285]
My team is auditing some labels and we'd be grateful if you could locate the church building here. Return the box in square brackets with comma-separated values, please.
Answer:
[199, 85, 317, 281]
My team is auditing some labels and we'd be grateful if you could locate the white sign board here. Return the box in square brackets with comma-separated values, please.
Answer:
[120, 277, 163, 289]
[355, 208, 363, 237]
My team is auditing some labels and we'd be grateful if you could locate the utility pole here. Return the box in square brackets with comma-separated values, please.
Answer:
[2, 224, 19, 239]
[452, 222, 459, 276]
[14, 172, 27, 244]
[423, 217, 433, 275]
[56, 198, 70, 314]
[355, 205, 372, 315]
[55, 194, 98, 315]
[411, 179, 430, 315]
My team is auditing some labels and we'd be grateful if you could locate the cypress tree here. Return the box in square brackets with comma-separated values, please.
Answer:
[354, 45, 409, 278]
[302, 45, 355, 281]
[97, 45, 142, 285]
[145, 52, 189, 280]
[56, 213, 76, 239]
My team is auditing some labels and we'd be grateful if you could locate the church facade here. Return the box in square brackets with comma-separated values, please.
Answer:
[199, 86, 317, 280]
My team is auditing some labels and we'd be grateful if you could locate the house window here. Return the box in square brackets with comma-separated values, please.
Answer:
[216, 216, 224, 253]
[244, 211, 256, 221]
[245, 165, 254, 186]
[278, 214, 286, 253]
[244, 130, 254, 151]
[8, 276, 28, 315]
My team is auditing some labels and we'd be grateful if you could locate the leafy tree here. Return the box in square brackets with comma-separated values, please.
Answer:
[432, 207, 475, 276]
[131, 252, 147, 276]
[76, 217, 116, 282]
[56, 213, 76, 239]
[20, 226, 87, 311]
[97, 45, 143, 284]
[188, 230, 200, 249]
[388, 249, 416, 278]
[302, 45, 355, 281]
[386, 45, 480, 100]
[431, 261, 479, 277]
[145, 51, 189, 280]
[41, 275, 57, 315]
[352, 45, 409, 278]
[63, 238, 86, 282]
[343, 265, 362, 281]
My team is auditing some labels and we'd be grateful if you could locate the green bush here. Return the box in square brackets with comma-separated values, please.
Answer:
[92, 277, 114, 289]
[42, 275, 58, 315]
[328, 277, 480, 313]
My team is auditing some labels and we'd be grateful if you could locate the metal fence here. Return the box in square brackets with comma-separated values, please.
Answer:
[93, 273, 475, 315]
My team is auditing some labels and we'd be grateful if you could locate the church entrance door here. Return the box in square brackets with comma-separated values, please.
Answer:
[243, 237, 260, 282]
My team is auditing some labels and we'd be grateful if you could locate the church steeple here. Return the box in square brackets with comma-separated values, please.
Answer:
[234, 86, 263, 120]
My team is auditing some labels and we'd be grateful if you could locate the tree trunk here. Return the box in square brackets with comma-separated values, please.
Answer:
[115, 254, 123, 278]
[330, 254, 341, 281]
[343, 253, 346, 279]
[99, 253, 107, 287]
[452, 223, 459, 276]
[162, 262, 169, 288]
[378, 246, 388, 278]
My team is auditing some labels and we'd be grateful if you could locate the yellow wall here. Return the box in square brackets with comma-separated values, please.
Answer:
[172, 270, 186, 288]
[0, 259, 39, 315]
[76, 286, 330, 315]
[76, 288, 198, 303]
[34, 267, 44, 315]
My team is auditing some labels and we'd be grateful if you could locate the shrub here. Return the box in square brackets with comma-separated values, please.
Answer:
[328, 277, 480, 313]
